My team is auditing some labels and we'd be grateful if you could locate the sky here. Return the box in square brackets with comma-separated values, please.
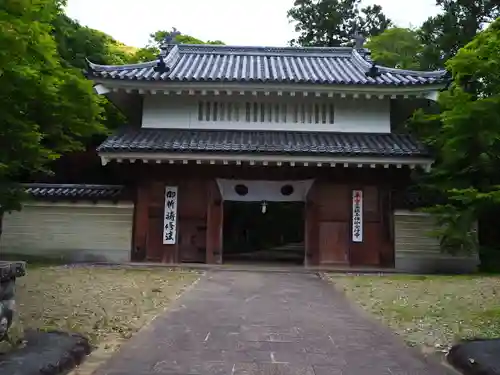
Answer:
[65, 0, 440, 48]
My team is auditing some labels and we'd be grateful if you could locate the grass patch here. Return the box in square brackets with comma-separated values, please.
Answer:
[16, 265, 200, 353]
[326, 274, 500, 351]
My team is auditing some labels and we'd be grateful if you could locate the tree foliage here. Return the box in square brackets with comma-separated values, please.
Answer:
[365, 28, 424, 69]
[287, 0, 392, 47]
[409, 18, 500, 255]
[418, 0, 500, 70]
[0, 0, 105, 212]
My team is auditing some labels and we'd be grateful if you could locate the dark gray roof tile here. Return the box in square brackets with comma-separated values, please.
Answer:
[87, 45, 447, 86]
[97, 128, 429, 158]
[23, 184, 126, 200]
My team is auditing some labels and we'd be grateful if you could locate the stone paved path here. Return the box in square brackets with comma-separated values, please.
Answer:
[94, 271, 455, 375]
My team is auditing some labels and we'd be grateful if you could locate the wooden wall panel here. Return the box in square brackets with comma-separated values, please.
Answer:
[146, 211, 164, 262]
[132, 183, 149, 261]
[349, 223, 382, 266]
[319, 222, 348, 264]
[179, 179, 208, 219]
[306, 182, 351, 265]
[178, 219, 207, 263]
[363, 185, 380, 222]
[316, 183, 350, 222]
[178, 179, 208, 263]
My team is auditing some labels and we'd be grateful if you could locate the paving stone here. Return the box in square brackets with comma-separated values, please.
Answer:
[93, 271, 454, 375]
[232, 362, 315, 375]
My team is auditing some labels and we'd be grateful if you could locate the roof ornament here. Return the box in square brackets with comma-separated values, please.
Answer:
[366, 62, 381, 78]
[353, 31, 365, 50]
[160, 28, 182, 51]
[155, 28, 181, 73]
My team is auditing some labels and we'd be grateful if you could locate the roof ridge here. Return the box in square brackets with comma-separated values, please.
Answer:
[176, 44, 354, 58]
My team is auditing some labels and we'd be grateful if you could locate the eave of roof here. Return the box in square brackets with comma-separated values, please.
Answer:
[96, 128, 433, 170]
[86, 44, 448, 87]
[97, 128, 428, 156]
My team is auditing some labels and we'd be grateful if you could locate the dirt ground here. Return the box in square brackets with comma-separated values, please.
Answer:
[16, 265, 200, 353]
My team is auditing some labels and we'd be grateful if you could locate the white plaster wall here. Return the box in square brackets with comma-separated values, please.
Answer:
[142, 95, 391, 133]
[0, 203, 134, 263]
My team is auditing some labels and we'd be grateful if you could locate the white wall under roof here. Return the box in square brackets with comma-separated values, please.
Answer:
[142, 95, 391, 133]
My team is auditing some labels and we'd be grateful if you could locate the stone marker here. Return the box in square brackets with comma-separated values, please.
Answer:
[0, 260, 26, 352]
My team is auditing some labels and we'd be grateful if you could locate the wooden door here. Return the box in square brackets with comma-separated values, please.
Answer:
[348, 186, 393, 267]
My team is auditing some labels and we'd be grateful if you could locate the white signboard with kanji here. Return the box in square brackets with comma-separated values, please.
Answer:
[163, 186, 178, 245]
[352, 190, 363, 243]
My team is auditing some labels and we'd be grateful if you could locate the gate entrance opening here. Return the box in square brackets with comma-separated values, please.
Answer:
[222, 201, 305, 265]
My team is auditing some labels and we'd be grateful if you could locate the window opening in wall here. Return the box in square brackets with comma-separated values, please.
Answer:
[227, 102, 233, 121]
[198, 102, 203, 121]
[197, 100, 335, 124]
[245, 102, 251, 122]
[205, 102, 211, 121]
[220, 102, 226, 121]
[212, 102, 218, 121]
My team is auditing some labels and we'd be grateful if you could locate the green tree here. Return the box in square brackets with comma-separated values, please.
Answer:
[51, 13, 133, 133]
[366, 28, 424, 70]
[418, 0, 500, 70]
[52, 14, 131, 69]
[0, 0, 104, 213]
[287, 0, 392, 47]
[409, 18, 500, 260]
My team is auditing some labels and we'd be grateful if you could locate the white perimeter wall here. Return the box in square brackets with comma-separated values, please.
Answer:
[394, 210, 479, 273]
[0, 202, 134, 263]
[142, 95, 391, 133]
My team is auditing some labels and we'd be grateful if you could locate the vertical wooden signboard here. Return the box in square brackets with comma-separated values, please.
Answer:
[352, 190, 363, 243]
[163, 186, 178, 245]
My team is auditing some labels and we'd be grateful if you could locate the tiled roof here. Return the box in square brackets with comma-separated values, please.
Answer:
[87, 44, 447, 86]
[97, 128, 429, 158]
[23, 184, 126, 200]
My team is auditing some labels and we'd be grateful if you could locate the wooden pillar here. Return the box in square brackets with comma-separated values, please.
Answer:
[305, 182, 320, 266]
[305, 199, 320, 266]
[132, 183, 149, 262]
[206, 180, 223, 264]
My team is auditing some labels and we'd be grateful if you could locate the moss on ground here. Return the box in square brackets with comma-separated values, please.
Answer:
[327, 274, 500, 352]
